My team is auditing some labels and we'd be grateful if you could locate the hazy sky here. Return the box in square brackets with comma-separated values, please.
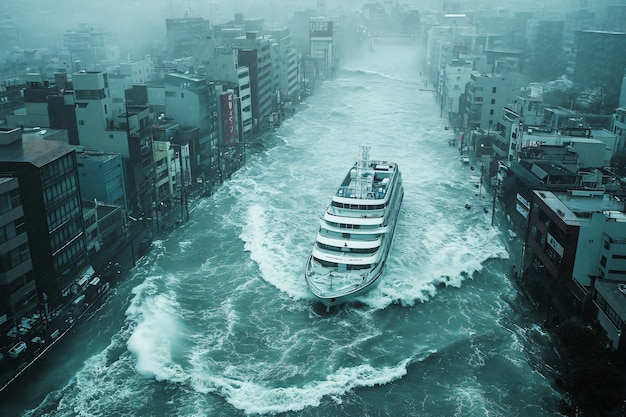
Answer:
[0, 1, 337, 56]
[2, 0, 625, 57]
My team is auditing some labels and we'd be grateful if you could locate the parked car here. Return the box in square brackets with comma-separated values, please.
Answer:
[8, 341, 26, 358]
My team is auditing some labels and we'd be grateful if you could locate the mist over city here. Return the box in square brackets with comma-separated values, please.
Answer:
[0, 1, 626, 416]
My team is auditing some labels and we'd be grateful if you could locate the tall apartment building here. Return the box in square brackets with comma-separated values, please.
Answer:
[525, 19, 565, 81]
[528, 190, 626, 350]
[193, 40, 254, 141]
[264, 27, 301, 104]
[230, 32, 274, 133]
[573, 208, 626, 351]
[75, 150, 127, 209]
[63, 24, 120, 71]
[573, 30, 626, 112]
[73, 70, 155, 217]
[443, 59, 472, 128]
[164, 72, 218, 180]
[309, 18, 342, 80]
[165, 17, 213, 59]
[464, 71, 528, 132]
[0, 175, 38, 346]
[0, 127, 89, 314]
[237, 66, 253, 141]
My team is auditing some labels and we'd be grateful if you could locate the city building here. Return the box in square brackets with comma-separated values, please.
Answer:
[542, 200, 626, 351]
[464, 71, 529, 132]
[82, 199, 126, 260]
[63, 24, 120, 71]
[0, 127, 90, 316]
[165, 17, 213, 60]
[611, 107, 626, 150]
[309, 18, 340, 80]
[573, 30, 626, 112]
[524, 19, 566, 81]
[193, 40, 253, 141]
[73, 70, 155, 218]
[229, 32, 274, 133]
[0, 175, 38, 354]
[526, 190, 622, 301]
[75, 150, 127, 209]
[163, 72, 218, 181]
[264, 27, 301, 106]
[442, 59, 472, 129]
[119, 58, 155, 85]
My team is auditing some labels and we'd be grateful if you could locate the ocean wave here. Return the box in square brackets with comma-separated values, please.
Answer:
[188, 357, 414, 415]
[126, 274, 187, 382]
[342, 67, 402, 82]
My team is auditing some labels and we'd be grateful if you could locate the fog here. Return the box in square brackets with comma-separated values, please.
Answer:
[1, 1, 325, 56]
[4, 0, 623, 58]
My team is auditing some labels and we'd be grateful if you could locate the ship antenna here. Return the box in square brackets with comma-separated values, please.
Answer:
[356, 145, 371, 198]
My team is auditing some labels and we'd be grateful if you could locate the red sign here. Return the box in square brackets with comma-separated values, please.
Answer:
[220, 92, 236, 147]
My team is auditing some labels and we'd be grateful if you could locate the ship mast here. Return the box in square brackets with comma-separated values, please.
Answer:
[356, 145, 371, 198]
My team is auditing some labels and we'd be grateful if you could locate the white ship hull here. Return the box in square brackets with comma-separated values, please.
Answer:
[305, 147, 403, 309]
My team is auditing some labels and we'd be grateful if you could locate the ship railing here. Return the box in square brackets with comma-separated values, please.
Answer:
[335, 186, 387, 200]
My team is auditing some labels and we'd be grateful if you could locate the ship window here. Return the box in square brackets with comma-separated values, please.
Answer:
[316, 259, 338, 268]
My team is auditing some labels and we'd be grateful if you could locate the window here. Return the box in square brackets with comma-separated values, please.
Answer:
[78, 120, 85, 125]
[490, 109, 494, 115]
[75, 89, 105, 100]
[601, 255, 607, 267]
[492, 87, 497, 93]
[491, 99, 495, 104]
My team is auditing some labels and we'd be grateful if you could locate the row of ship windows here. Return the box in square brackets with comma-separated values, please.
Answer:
[315, 258, 371, 270]
[331, 201, 386, 210]
[318, 242, 378, 254]
[323, 231, 381, 241]
[327, 222, 380, 230]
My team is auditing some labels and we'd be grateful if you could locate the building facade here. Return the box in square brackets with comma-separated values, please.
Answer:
[0, 175, 38, 349]
[0, 127, 89, 314]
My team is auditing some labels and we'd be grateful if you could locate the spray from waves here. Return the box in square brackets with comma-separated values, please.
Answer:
[359, 204, 509, 310]
[449, 379, 500, 416]
[22, 322, 146, 417]
[237, 202, 312, 301]
[342, 67, 407, 82]
[125, 272, 187, 382]
[187, 356, 417, 415]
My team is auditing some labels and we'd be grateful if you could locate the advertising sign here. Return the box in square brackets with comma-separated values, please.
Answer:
[220, 92, 236, 147]
[310, 20, 333, 37]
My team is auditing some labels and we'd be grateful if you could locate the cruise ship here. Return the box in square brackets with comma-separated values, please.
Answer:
[305, 146, 404, 309]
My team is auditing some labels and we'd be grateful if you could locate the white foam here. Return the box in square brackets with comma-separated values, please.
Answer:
[188, 358, 413, 415]
[126, 275, 187, 382]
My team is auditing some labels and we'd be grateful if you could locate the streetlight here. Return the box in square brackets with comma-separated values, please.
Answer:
[126, 215, 141, 265]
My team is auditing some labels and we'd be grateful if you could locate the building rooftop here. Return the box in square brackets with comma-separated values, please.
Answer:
[76, 150, 120, 164]
[594, 279, 626, 320]
[539, 190, 625, 220]
[535, 190, 584, 226]
[0, 137, 73, 167]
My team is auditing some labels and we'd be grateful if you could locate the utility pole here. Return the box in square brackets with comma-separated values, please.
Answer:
[491, 185, 497, 226]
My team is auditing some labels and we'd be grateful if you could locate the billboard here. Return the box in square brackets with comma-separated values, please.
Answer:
[220, 92, 236, 147]
[310, 20, 333, 37]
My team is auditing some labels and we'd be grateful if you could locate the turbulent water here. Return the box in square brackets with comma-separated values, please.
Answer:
[3, 44, 564, 416]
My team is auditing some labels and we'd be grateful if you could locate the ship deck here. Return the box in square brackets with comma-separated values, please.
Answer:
[335, 161, 396, 201]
